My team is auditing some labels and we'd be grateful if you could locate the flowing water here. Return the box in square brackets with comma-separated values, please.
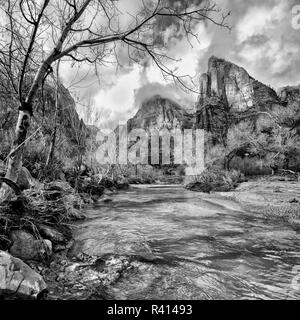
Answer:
[73, 185, 300, 300]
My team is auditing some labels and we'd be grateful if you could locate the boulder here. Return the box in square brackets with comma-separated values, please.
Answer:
[0, 250, 47, 299]
[43, 181, 75, 201]
[46, 181, 74, 194]
[38, 225, 66, 244]
[9, 231, 52, 262]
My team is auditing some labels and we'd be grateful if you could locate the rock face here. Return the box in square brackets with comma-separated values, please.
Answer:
[198, 56, 280, 112]
[114, 95, 194, 166]
[195, 56, 284, 145]
[0, 250, 47, 299]
[57, 83, 88, 143]
[9, 231, 52, 262]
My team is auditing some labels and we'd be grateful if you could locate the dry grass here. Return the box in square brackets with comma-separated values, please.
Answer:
[0, 184, 81, 250]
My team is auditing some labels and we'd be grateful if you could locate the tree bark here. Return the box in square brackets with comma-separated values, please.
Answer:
[0, 177, 22, 196]
[224, 154, 233, 171]
[46, 61, 60, 167]
[0, 109, 31, 200]
[0, 56, 56, 201]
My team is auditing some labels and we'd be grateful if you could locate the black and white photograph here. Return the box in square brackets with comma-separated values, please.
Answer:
[0, 0, 300, 306]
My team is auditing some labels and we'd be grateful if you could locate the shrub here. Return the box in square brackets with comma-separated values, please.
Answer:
[185, 169, 245, 193]
[0, 183, 80, 251]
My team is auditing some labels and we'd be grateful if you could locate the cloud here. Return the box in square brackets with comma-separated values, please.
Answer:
[196, 0, 300, 89]
[60, 0, 300, 129]
[133, 82, 195, 112]
[236, 2, 287, 43]
[91, 65, 141, 128]
[70, 2, 213, 128]
[234, 0, 300, 87]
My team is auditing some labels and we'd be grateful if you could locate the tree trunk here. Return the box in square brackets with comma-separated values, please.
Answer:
[0, 108, 31, 200]
[0, 56, 56, 201]
[283, 154, 289, 170]
[224, 155, 231, 171]
[46, 126, 57, 166]
[46, 60, 60, 167]
[0, 178, 22, 196]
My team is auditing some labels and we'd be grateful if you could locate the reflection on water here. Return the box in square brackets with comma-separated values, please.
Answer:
[73, 186, 300, 300]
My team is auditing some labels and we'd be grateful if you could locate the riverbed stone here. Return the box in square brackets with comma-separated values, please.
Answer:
[9, 230, 52, 262]
[0, 250, 47, 299]
[70, 235, 156, 262]
[38, 225, 66, 244]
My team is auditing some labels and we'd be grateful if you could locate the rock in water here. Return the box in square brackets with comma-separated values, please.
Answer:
[9, 231, 52, 262]
[0, 251, 47, 299]
[38, 225, 66, 244]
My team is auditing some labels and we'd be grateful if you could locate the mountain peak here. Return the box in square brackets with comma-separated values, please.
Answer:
[126, 94, 193, 132]
[198, 56, 280, 111]
[208, 55, 226, 66]
[143, 94, 163, 103]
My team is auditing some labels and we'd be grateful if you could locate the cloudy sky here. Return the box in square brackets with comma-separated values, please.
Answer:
[60, 0, 300, 129]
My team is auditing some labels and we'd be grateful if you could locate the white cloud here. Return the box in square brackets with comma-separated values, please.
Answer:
[78, 20, 212, 128]
[236, 1, 287, 44]
[92, 65, 142, 128]
[59, 0, 300, 128]
[238, 39, 298, 74]
[234, 0, 300, 87]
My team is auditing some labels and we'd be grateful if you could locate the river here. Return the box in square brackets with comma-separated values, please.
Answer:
[72, 185, 300, 300]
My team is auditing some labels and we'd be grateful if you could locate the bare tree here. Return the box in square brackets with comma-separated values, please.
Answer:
[0, 0, 229, 199]
[67, 106, 87, 191]
[45, 60, 61, 166]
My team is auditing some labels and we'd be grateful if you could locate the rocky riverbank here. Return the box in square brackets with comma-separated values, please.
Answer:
[0, 173, 130, 300]
[215, 176, 300, 227]
[1, 173, 299, 300]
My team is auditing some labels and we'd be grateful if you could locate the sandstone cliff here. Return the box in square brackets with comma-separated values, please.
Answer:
[195, 56, 285, 144]
[197, 56, 280, 112]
